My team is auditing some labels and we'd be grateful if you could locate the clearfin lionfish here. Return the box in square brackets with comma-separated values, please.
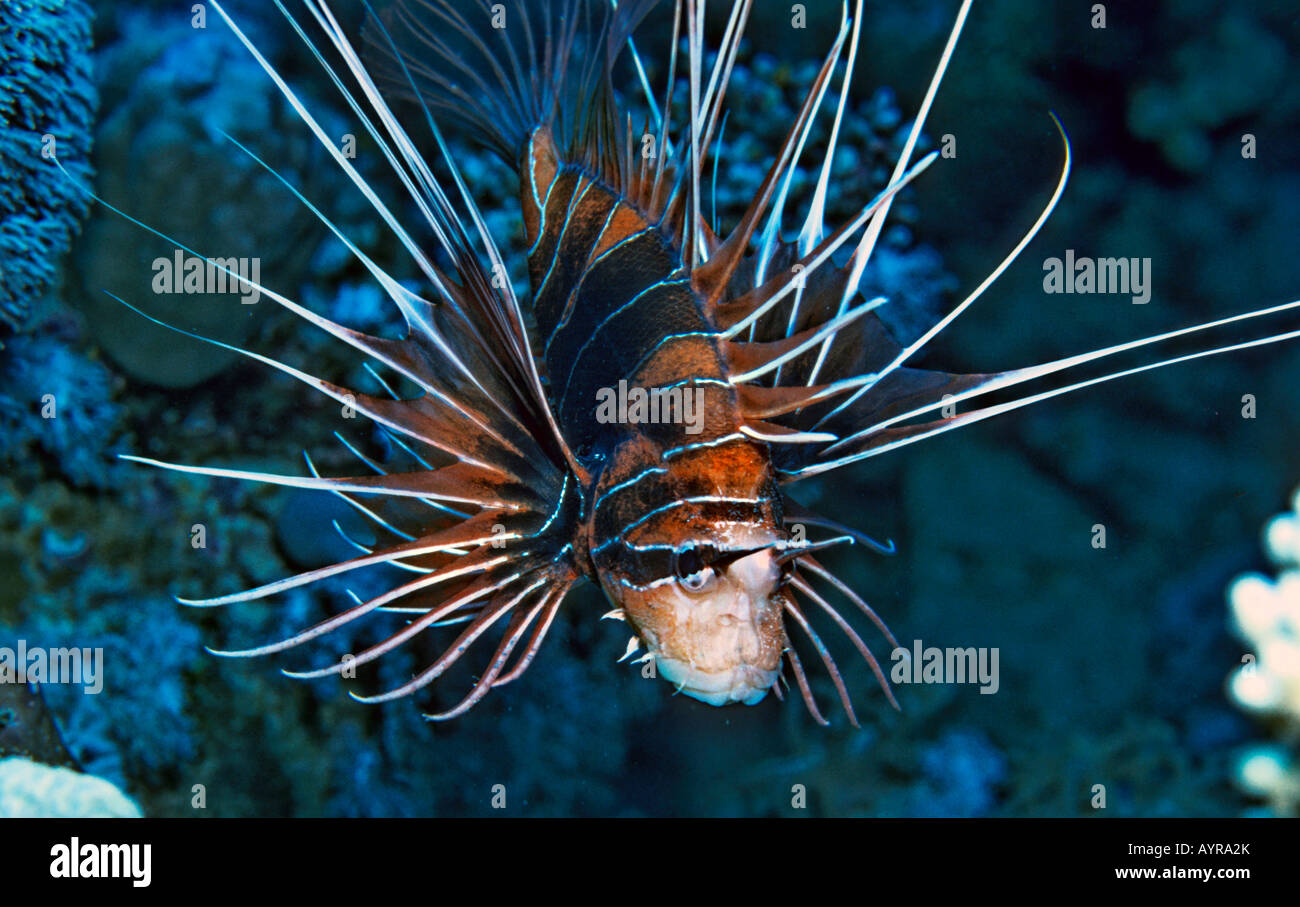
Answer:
[68, 0, 1300, 724]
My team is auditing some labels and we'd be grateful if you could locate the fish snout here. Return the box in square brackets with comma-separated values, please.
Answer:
[647, 549, 787, 706]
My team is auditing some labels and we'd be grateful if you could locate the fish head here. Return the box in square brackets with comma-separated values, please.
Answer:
[597, 523, 788, 707]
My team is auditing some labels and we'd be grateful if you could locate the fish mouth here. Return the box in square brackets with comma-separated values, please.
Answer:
[609, 545, 789, 707]
[654, 656, 778, 707]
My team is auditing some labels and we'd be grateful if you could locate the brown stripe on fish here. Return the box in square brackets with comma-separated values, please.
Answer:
[529, 176, 617, 329]
[592, 495, 779, 570]
[543, 225, 679, 361]
[590, 435, 776, 548]
[524, 168, 581, 277]
[553, 280, 707, 434]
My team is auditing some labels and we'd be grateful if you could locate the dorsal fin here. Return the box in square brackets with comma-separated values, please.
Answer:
[366, 0, 658, 190]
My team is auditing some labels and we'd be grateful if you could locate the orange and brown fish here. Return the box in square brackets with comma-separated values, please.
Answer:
[69, 0, 1300, 724]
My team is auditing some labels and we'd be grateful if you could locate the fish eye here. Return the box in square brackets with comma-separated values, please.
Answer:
[675, 546, 718, 594]
[680, 568, 716, 593]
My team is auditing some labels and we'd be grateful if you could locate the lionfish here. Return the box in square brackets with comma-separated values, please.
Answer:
[69, 0, 1300, 724]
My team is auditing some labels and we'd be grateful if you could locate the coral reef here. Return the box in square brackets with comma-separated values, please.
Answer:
[0, 331, 123, 488]
[0, 756, 142, 818]
[0, 0, 97, 333]
[1228, 486, 1300, 815]
[28, 600, 202, 787]
[72, 3, 329, 387]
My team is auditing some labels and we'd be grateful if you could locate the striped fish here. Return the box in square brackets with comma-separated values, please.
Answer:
[68, 0, 1300, 724]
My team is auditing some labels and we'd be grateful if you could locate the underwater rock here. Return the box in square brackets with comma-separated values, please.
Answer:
[902, 437, 1149, 727]
[0, 681, 78, 768]
[0, 756, 142, 818]
[0, 0, 98, 334]
[274, 487, 372, 569]
[72, 6, 329, 387]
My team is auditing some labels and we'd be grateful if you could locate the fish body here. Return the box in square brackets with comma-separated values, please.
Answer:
[77, 0, 1300, 725]
[522, 131, 788, 703]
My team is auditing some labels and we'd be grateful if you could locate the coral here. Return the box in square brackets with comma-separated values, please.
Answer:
[28, 599, 202, 788]
[0, 333, 123, 487]
[0, 0, 98, 333]
[643, 48, 930, 243]
[1227, 485, 1300, 815]
[0, 756, 142, 818]
[906, 728, 1006, 817]
[858, 242, 955, 345]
